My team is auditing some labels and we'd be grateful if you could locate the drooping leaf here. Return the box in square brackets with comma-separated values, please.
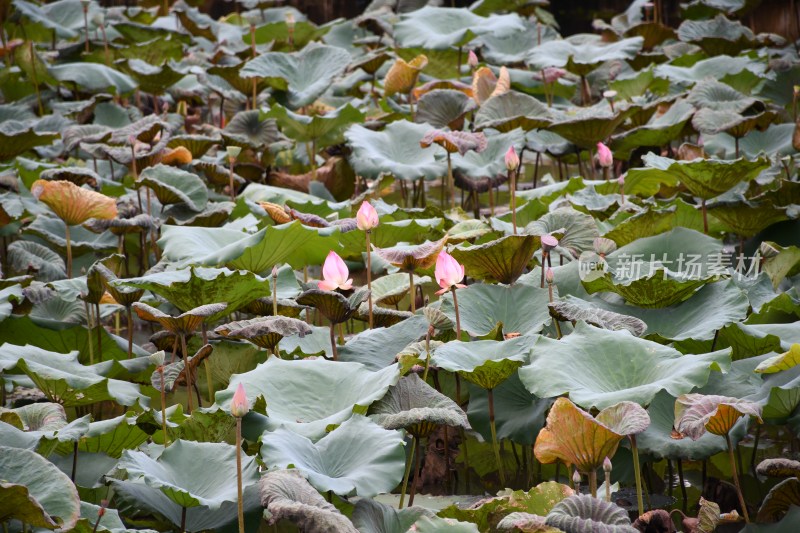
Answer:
[474, 92, 553, 133]
[674, 393, 762, 439]
[215, 316, 312, 350]
[755, 344, 800, 374]
[548, 299, 647, 337]
[432, 336, 535, 391]
[416, 90, 476, 130]
[450, 235, 535, 285]
[7, 240, 66, 281]
[545, 494, 637, 533]
[296, 287, 369, 324]
[351, 498, 432, 533]
[527, 36, 644, 76]
[31, 180, 117, 225]
[260, 415, 406, 497]
[137, 164, 209, 212]
[756, 478, 800, 524]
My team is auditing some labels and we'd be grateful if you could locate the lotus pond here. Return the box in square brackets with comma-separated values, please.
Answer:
[2, 0, 800, 531]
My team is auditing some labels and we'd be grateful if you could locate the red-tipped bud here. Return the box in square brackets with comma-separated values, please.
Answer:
[504, 145, 520, 171]
[231, 383, 250, 418]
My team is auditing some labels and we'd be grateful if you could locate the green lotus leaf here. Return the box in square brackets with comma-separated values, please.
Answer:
[264, 103, 364, 146]
[369, 374, 469, 437]
[0, 404, 89, 455]
[760, 243, 800, 289]
[527, 36, 643, 76]
[216, 357, 400, 439]
[223, 110, 281, 149]
[706, 199, 787, 238]
[215, 316, 312, 350]
[525, 130, 573, 157]
[7, 240, 66, 281]
[451, 129, 525, 184]
[157, 221, 344, 273]
[410, 516, 480, 532]
[365, 273, 432, 307]
[610, 99, 695, 159]
[467, 372, 552, 445]
[338, 218, 445, 252]
[259, 469, 358, 532]
[0, 445, 80, 530]
[0, 401, 66, 432]
[351, 497, 432, 533]
[636, 390, 746, 460]
[497, 512, 558, 532]
[546, 102, 638, 149]
[345, 121, 447, 182]
[548, 298, 647, 337]
[526, 207, 599, 259]
[654, 54, 768, 87]
[756, 478, 800, 524]
[545, 495, 637, 533]
[439, 482, 574, 532]
[520, 322, 731, 410]
[134, 303, 226, 336]
[163, 202, 234, 228]
[704, 123, 797, 159]
[477, 17, 560, 64]
[241, 43, 351, 109]
[25, 216, 117, 254]
[253, 17, 334, 51]
[449, 235, 536, 285]
[137, 164, 208, 212]
[474, 92, 553, 133]
[693, 107, 775, 138]
[688, 78, 764, 115]
[338, 315, 430, 370]
[416, 90, 476, 130]
[123, 59, 186, 95]
[756, 344, 800, 374]
[677, 14, 756, 55]
[432, 336, 535, 390]
[49, 63, 137, 94]
[119, 267, 272, 321]
[117, 440, 259, 509]
[438, 282, 551, 337]
[14, 0, 98, 39]
[166, 135, 220, 158]
[261, 415, 405, 497]
[674, 393, 762, 439]
[0, 120, 59, 161]
[393, 6, 525, 49]
[296, 287, 369, 324]
[595, 401, 651, 436]
[55, 411, 150, 458]
[584, 280, 748, 341]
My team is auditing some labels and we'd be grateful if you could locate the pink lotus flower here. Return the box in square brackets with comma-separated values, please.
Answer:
[597, 142, 613, 168]
[435, 250, 466, 295]
[541, 67, 567, 84]
[231, 383, 249, 418]
[356, 201, 379, 231]
[318, 251, 353, 291]
[505, 145, 519, 171]
[468, 50, 479, 68]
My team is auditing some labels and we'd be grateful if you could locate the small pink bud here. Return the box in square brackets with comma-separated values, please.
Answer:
[272, 265, 279, 278]
[572, 469, 582, 485]
[603, 456, 613, 472]
[541, 67, 567, 84]
[231, 383, 250, 417]
[504, 146, 520, 171]
[618, 175, 625, 185]
[318, 251, 353, 291]
[541, 234, 558, 252]
[356, 201, 379, 231]
[597, 142, 613, 168]
[434, 250, 466, 295]
[468, 50, 479, 68]
[545, 267, 554, 284]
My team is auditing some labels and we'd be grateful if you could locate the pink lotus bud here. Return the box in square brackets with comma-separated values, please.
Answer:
[504, 146, 520, 171]
[541, 234, 558, 252]
[318, 251, 353, 291]
[618, 175, 625, 185]
[597, 142, 613, 168]
[468, 50, 479, 69]
[541, 67, 567, 84]
[356, 201, 379, 231]
[603, 456, 613, 473]
[545, 267, 554, 284]
[231, 383, 250, 418]
[572, 470, 581, 485]
[434, 250, 466, 295]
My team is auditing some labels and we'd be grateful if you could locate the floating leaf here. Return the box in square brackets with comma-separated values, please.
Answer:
[450, 235, 535, 285]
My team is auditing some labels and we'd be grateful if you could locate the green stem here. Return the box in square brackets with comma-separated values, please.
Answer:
[160, 366, 169, 446]
[488, 388, 506, 487]
[84, 300, 94, 365]
[588, 470, 598, 498]
[408, 435, 422, 506]
[630, 435, 645, 516]
[126, 305, 133, 359]
[272, 270, 278, 316]
[329, 322, 338, 361]
[701, 199, 708, 234]
[236, 417, 245, 533]
[228, 159, 236, 202]
[604, 468, 611, 502]
[65, 224, 73, 278]
[181, 334, 193, 414]
[398, 436, 417, 509]
[452, 287, 461, 340]
[204, 359, 214, 405]
[447, 154, 454, 210]
[409, 271, 415, 313]
[727, 433, 750, 523]
[180, 506, 187, 533]
[509, 169, 517, 235]
[423, 327, 432, 381]
[366, 231, 373, 329]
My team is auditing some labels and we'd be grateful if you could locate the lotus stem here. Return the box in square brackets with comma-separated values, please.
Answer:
[408, 435, 422, 506]
[329, 322, 338, 361]
[228, 157, 236, 202]
[180, 506, 187, 533]
[271, 271, 279, 317]
[735, 136, 740, 159]
[604, 466, 611, 502]
[236, 417, 245, 533]
[366, 230, 373, 329]
[398, 436, 417, 509]
[423, 326, 432, 381]
[95, 302, 102, 358]
[701, 199, 708, 234]
[630, 435, 645, 516]
[677, 458, 688, 513]
[64, 224, 73, 278]
[408, 271, 415, 313]
[204, 359, 214, 405]
[82, 3, 90, 53]
[126, 305, 133, 359]
[28, 42, 43, 116]
[509, 169, 517, 235]
[487, 388, 506, 487]
[252, 78, 257, 111]
[99, 23, 110, 66]
[181, 334, 193, 414]
[451, 287, 461, 340]
[726, 433, 750, 523]
[84, 300, 94, 365]
[488, 179, 494, 215]
[71, 441, 78, 482]
[159, 365, 169, 446]
[588, 470, 598, 498]
[447, 153, 454, 210]
[408, 89, 415, 121]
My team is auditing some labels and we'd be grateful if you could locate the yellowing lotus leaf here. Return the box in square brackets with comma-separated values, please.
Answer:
[384, 55, 428, 97]
[754, 344, 800, 374]
[472, 66, 509, 106]
[674, 393, 762, 439]
[533, 397, 624, 473]
[31, 180, 117, 226]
